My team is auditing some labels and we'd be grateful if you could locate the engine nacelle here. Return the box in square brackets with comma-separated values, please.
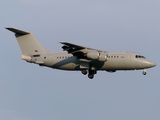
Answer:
[98, 52, 108, 61]
[87, 51, 99, 59]
[86, 51, 107, 62]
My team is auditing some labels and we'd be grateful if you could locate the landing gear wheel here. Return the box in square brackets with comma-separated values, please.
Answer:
[88, 74, 94, 79]
[142, 70, 147, 75]
[81, 70, 87, 75]
[88, 69, 96, 79]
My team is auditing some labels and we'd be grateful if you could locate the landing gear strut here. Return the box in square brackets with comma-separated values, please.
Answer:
[142, 69, 147, 75]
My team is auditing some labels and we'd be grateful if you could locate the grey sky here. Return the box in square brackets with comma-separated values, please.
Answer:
[1, 0, 160, 120]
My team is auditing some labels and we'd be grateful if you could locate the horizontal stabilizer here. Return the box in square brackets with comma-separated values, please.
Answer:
[6, 28, 29, 36]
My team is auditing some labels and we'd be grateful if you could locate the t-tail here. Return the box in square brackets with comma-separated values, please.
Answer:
[6, 28, 48, 62]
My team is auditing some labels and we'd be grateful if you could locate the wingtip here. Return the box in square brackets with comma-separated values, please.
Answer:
[5, 27, 11, 30]
[60, 42, 66, 44]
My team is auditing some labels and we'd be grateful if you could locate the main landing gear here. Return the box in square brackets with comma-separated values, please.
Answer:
[81, 69, 97, 79]
[88, 70, 97, 79]
[81, 69, 87, 75]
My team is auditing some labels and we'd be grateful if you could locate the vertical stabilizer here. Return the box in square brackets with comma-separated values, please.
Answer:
[6, 28, 48, 56]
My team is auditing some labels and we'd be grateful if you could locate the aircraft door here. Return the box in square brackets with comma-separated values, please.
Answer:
[125, 53, 131, 65]
[43, 54, 53, 66]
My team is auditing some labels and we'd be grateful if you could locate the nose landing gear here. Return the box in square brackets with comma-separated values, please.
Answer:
[142, 69, 147, 75]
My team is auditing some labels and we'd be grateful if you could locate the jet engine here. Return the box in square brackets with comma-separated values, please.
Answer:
[86, 51, 107, 62]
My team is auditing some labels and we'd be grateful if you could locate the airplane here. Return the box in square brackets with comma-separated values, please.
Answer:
[6, 27, 156, 79]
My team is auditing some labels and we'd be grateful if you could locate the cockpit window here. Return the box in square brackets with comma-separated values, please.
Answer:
[141, 56, 146, 59]
[135, 55, 146, 59]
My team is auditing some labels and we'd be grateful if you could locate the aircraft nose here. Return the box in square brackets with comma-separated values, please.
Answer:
[148, 62, 156, 68]
[142, 60, 156, 68]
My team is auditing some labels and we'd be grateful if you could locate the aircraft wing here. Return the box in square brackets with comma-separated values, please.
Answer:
[60, 42, 103, 57]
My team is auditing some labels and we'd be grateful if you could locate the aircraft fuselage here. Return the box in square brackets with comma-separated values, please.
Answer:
[30, 51, 155, 72]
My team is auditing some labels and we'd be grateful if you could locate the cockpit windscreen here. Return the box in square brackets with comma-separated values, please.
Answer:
[135, 55, 146, 59]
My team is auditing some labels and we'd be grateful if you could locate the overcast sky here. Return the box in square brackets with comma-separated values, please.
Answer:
[1, 0, 160, 120]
